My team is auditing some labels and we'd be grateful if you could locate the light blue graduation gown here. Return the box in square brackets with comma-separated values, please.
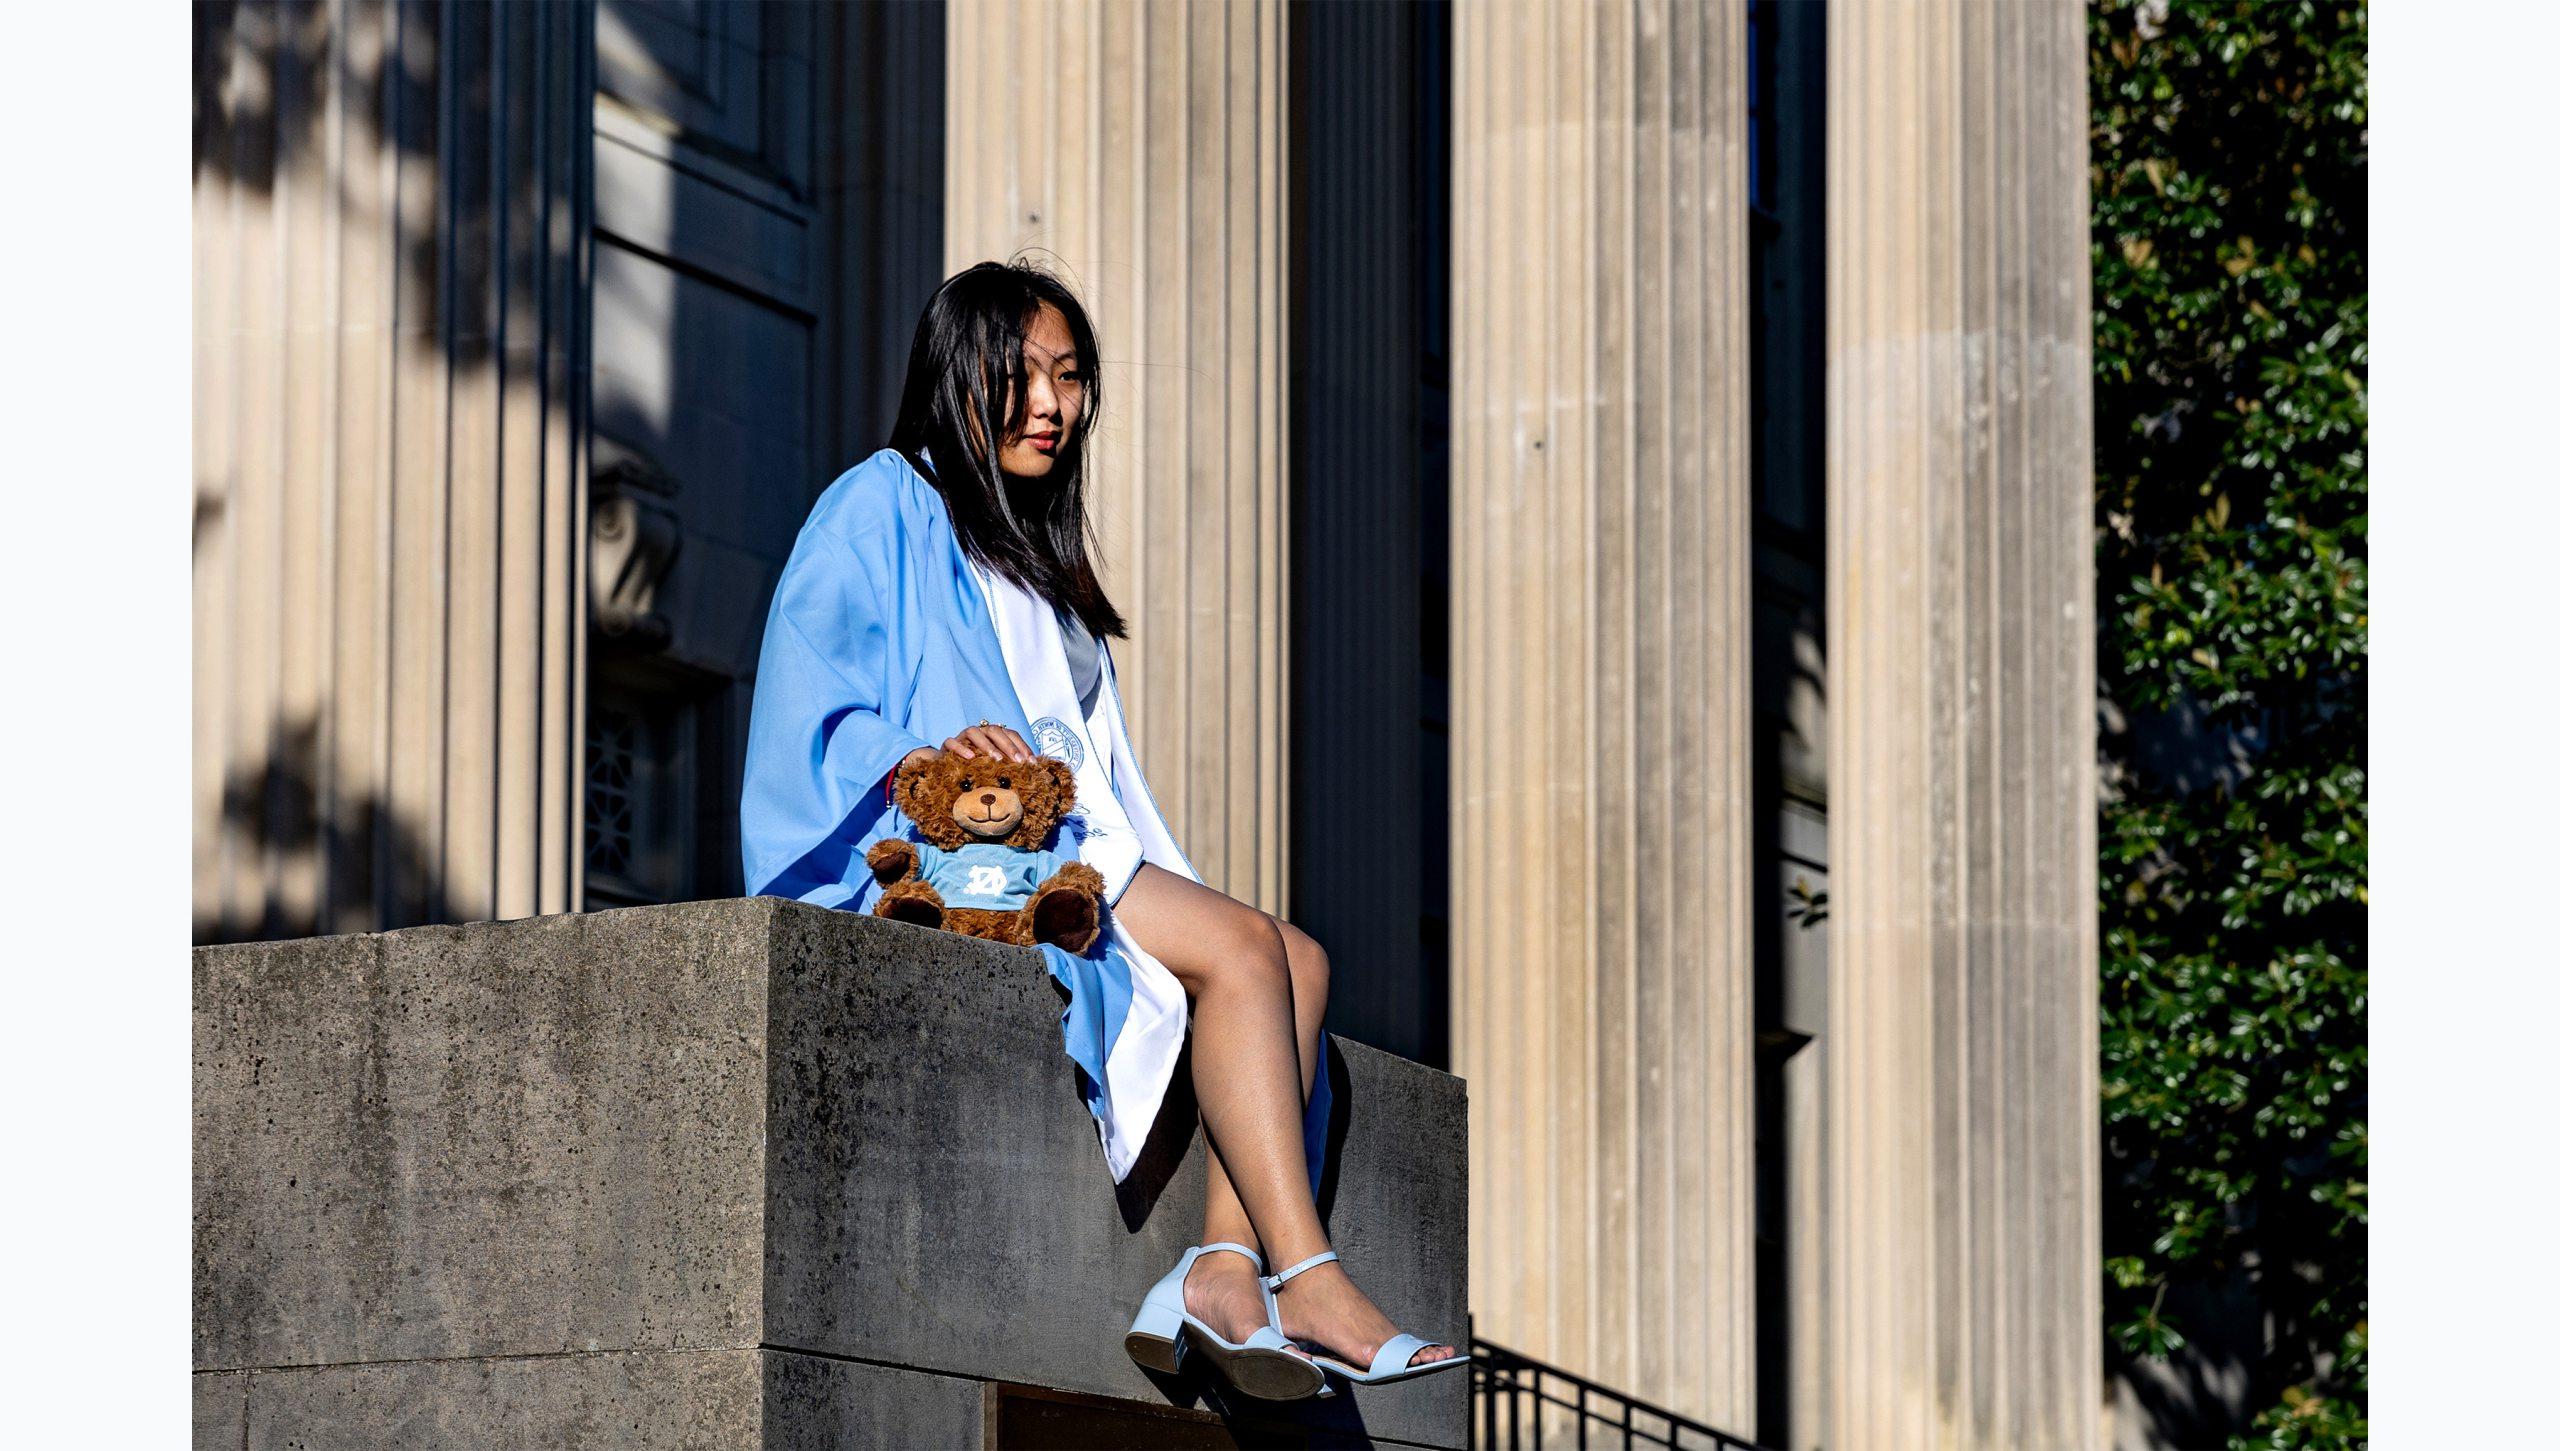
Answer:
[739, 446, 1330, 1188]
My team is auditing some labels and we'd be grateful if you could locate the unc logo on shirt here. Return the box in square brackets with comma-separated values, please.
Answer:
[1028, 715, 1085, 770]
[965, 864, 1007, 898]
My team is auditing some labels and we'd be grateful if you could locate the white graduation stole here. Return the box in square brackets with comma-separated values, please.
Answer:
[964, 553, 1191, 1181]
[962, 557, 1147, 901]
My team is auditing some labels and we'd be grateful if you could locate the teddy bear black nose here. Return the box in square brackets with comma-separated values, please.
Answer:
[980, 792, 998, 805]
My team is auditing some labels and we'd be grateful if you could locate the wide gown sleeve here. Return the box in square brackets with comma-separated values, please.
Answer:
[739, 519, 937, 902]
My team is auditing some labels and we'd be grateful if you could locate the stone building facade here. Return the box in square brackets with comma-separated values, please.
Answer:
[194, 2, 2098, 1444]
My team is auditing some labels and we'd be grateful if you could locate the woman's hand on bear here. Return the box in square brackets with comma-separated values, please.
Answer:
[942, 724, 1035, 763]
[886, 725, 1033, 801]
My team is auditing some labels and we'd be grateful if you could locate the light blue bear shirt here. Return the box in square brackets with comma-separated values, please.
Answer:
[914, 837, 1077, 910]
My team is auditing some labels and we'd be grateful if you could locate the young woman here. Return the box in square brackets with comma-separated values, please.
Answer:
[738, 261, 1461, 1397]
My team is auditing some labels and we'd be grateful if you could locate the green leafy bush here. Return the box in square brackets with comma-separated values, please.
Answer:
[2087, 2, 2366, 1446]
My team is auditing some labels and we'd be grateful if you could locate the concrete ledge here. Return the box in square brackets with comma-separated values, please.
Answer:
[194, 1352, 1466, 1451]
[192, 1351, 983, 1450]
[195, 898, 1469, 1447]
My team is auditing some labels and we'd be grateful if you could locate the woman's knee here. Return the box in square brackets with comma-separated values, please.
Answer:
[1179, 902, 1294, 997]
[1273, 919, 1331, 1009]
[1114, 864, 1291, 996]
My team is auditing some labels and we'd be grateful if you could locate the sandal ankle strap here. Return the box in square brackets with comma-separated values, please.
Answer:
[1196, 1240, 1266, 1272]
[1262, 1249, 1339, 1289]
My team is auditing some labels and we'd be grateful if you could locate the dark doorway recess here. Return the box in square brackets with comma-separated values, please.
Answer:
[1746, 0, 1830, 1444]
[1285, 1, 1456, 1070]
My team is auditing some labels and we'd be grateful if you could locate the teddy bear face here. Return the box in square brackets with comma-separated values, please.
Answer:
[896, 750, 1078, 851]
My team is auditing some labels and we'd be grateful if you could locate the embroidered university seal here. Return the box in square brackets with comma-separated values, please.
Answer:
[1028, 715, 1086, 770]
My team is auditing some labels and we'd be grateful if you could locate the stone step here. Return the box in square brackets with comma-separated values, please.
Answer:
[195, 897, 1470, 1448]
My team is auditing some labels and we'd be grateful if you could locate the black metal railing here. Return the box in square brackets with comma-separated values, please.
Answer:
[1470, 1332, 1767, 1451]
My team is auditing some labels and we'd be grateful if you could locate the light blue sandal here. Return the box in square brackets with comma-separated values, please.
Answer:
[1263, 1250, 1469, 1386]
[1124, 1241, 1328, 1401]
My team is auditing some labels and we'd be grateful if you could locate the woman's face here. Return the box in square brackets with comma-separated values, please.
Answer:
[988, 301, 1084, 482]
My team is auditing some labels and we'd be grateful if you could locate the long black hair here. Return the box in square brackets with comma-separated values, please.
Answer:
[887, 260, 1128, 641]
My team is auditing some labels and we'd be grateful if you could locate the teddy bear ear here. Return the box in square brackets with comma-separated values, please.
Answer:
[895, 765, 931, 815]
[899, 755, 953, 813]
[1044, 756, 1078, 799]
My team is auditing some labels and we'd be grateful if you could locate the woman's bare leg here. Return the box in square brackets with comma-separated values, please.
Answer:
[1197, 918, 1329, 1255]
[1113, 863, 1455, 1367]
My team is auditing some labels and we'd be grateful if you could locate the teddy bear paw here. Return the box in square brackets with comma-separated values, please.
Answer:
[1030, 888, 1101, 956]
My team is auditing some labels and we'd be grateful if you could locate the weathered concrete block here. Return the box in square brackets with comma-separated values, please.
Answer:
[763, 1356, 988, 1451]
[758, 901, 1474, 1442]
[194, 1350, 766, 1449]
[192, 1350, 987, 1450]
[195, 898, 1470, 1448]
[194, 902, 772, 1371]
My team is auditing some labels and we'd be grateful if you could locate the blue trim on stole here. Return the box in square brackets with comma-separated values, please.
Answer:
[1039, 940, 1133, 1114]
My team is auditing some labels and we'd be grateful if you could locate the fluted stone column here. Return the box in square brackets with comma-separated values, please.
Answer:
[1450, 0, 1756, 1432]
[943, 0, 1290, 909]
[194, 0, 592, 943]
[1822, 2, 2101, 1447]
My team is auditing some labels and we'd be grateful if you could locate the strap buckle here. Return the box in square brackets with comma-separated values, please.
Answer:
[1261, 1249, 1340, 1290]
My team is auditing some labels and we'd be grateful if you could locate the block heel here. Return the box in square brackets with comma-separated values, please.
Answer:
[1122, 1294, 1186, 1375]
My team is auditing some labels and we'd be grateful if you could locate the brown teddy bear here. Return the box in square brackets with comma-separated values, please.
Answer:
[866, 750, 1107, 954]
